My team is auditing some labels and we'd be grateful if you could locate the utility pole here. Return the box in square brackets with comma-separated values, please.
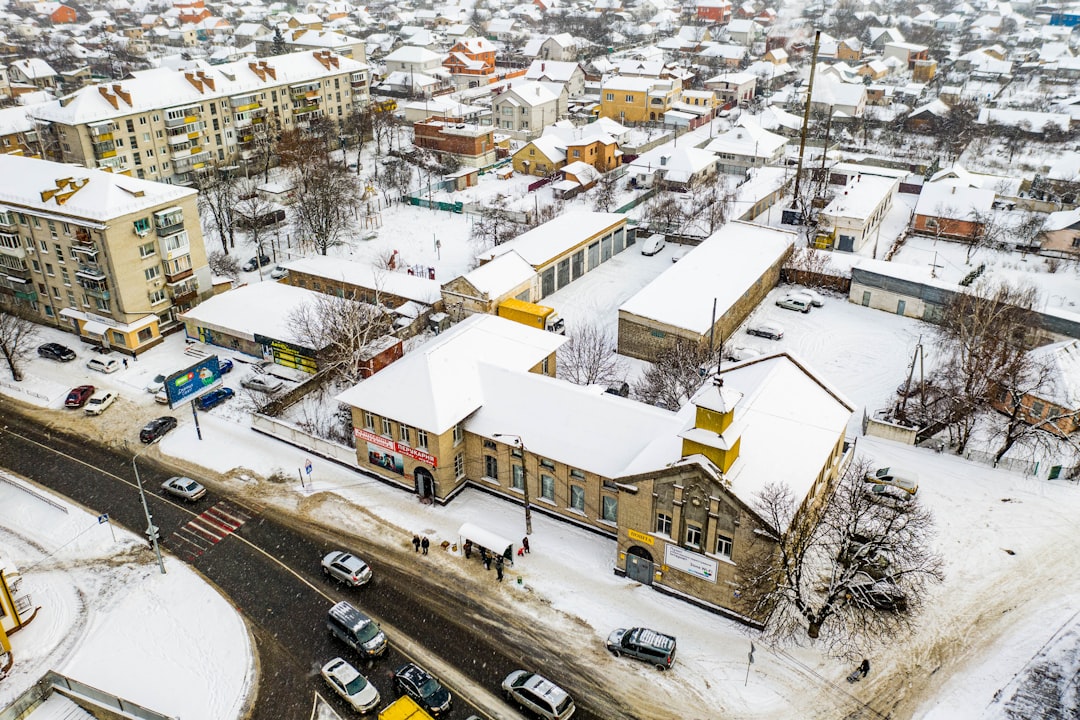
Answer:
[792, 29, 821, 224]
[494, 433, 532, 535]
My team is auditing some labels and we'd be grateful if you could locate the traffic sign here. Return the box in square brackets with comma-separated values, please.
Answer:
[98, 513, 109, 524]
[304, 459, 313, 475]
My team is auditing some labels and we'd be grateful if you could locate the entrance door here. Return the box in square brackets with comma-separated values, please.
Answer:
[414, 468, 435, 500]
[896, 299, 907, 316]
[625, 546, 654, 585]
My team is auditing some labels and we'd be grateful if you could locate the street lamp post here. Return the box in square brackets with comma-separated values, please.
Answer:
[130, 441, 166, 574]
[494, 433, 532, 536]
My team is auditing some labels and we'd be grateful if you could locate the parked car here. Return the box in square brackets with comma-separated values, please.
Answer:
[502, 671, 575, 720]
[606, 627, 677, 670]
[327, 601, 388, 658]
[38, 342, 76, 362]
[746, 321, 784, 340]
[64, 385, 95, 408]
[776, 294, 812, 313]
[846, 572, 908, 612]
[640, 233, 666, 256]
[161, 476, 207, 502]
[321, 658, 380, 714]
[393, 663, 452, 716]
[154, 389, 169, 405]
[242, 253, 271, 272]
[145, 374, 167, 394]
[270, 265, 288, 280]
[321, 551, 373, 587]
[196, 387, 234, 411]
[86, 356, 121, 374]
[218, 358, 234, 374]
[865, 482, 914, 506]
[723, 346, 761, 362]
[671, 246, 689, 263]
[794, 288, 825, 307]
[241, 374, 284, 393]
[140, 416, 178, 443]
[864, 466, 919, 494]
[838, 533, 894, 581]
[84, 390, 117, 416]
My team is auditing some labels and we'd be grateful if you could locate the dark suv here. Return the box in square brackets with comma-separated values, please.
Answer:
[393, 663, 452, 716]
[242, 253, 271, 272]
[606, 627, 677, 670]
[140, 416, 178, 443]
[196, 387, 234, 411]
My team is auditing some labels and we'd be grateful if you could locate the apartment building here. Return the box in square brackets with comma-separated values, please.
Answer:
[0, 155, 211, 354]
[31, 50, 370, 186]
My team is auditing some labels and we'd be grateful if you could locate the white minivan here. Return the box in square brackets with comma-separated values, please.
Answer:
[86, 357, 121, 374]
[640, 234, 666, 256]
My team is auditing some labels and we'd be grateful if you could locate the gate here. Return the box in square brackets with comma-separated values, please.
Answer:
[626, 547, 654, 585]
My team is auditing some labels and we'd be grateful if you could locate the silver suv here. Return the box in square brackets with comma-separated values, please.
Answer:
[606, 627, 677, 670]
[321, 551, 372, 587]
[502, 670, 575, 720]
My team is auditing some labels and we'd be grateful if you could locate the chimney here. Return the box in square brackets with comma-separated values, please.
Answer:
[184, 72, 204, 92]
[197, 70, 215, 90]
[262, 61, 276, 80]
[112, 84, 131, 106]
[951, 185, 956, 194]
[98, 86, 118, 110]
[249, 61, 264, 80]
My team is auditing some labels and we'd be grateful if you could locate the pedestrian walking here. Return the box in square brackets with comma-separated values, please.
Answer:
[859, 659, 870, 678]
[122, 358, 128, 369]
[495, 555, 504, 582]
[522, 536, 530, 554]
[421, 536, 430, 555]
[464, 539, 472, 559]
[412, 534, 421, 553]
[482, 550, 491, 571]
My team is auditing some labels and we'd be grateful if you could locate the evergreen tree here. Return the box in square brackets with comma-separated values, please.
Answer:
[271, 26, 287, 56]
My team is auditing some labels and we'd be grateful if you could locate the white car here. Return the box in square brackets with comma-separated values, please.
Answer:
[794, 288, 825, 307]
[145, 374, 167, 394]
[241, 374, 284, 393]
[84, 390, 117, 416]
[161, 476, 207, 502]
[640, 234, 666, 256]
[269, 265, 288, 280]
[776, 294, 812, 313]
[321, 657, 380, 713]
[723, 346, 761, 362]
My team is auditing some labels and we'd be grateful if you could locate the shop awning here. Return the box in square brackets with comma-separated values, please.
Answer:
[457, 523, 514, 559]
[81, 320, 111, 335]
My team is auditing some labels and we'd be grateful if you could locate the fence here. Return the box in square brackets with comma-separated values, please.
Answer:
[0, 670, 177, 720]
[0, 378, 50, 402]
[962, 448, 1041, 477]
[0, 473, 68, 513]
[251, 413, 357, 467]
[402, 195, 463, 213]
[614, 186, 659, 214]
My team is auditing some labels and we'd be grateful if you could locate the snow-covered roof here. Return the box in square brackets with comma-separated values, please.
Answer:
[525, 59, 580, 83]
[976, 108, 1071, 133]
[456, 250, 536, 297]
[1027, 339, 1080, 409]
[913, 180, 996, 220]
[282, 255, 441, 305]
[619, 221, 796, 333]
[477, 211, 625, 267]
[1043, 206, 1080, 232]
[704, 123, 787, 157]
[718, 353, 854, 510]
[335, 313, 566, 434]
[820, 174, 898, 221]
[0, 154, 195, 224]
[384, 44, 444, 64]
[179, 282, 321, 345]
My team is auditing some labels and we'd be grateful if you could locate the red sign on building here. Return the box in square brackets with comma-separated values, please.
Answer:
[355, 428, 438, 468]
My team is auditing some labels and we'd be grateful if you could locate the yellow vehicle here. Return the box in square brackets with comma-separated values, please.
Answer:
[496, 298, 565, 335]
[378, 696, 435, 720]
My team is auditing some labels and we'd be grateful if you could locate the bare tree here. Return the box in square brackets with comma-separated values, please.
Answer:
[195, 165, 238, 254]
[556, 324, 627, 387]
[342, 103, 373, 171]
[965, 209, 1006, 263]
[234, 179, 278, 260]
[930, 282, 1038, 453]
[592, 170, 620, 212]
[736, 458, 944, 657]
[206, 250, 240, 280]
[470, 195, 524, 249]
[643, 194, 684, 235]
[292, 161, 359, 255]
[687, 183, 732, 236]
[0, 304, 40, 381]
[376, 159, 413, 204]
[633, 338, 714, 410]
[783, 245, 834, 286]
[988, 346, 1079, 464]
[288, 293, 393, 384]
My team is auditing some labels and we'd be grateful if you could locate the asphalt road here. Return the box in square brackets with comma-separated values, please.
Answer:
[0, 401, 626, 720]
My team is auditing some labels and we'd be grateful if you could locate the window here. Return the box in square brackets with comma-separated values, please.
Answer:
[716, 534, 733, 559]
[149, 289, 166, 304]
[138, 327, 154, 342]
[417, 429, 428, 450]
[54, 243, 63, 259]
[363, 411, 374, 430]
[134, 218, 151, 235]
[602, 495, 617, 522]
[139, 242, 155, 258]
[656, 512, 672, 536]
[605, 92, 614, 101]
[144, 266, 160, 281]
[569, 484, 584, 511]
[381, 417, 392, 436]
[542, 357, 550, 374]
[541, 474, 555, 501]
[126, 119, 135, 132]
[483, 439, 497, 450]
[484, 455, 498, 479]
[686, 524, 702, 549]
[454, 453, 465, 479]
[511, 464, 524, 490]
[399, 424, 411, 444]
[61, 269, 70, 286]
[46, 263, 54, 276]
[540, 458, 555, 471]
[453, 423, 463, 444]
[1030, 401, 1045, 416]
[625, 94, 634, 102]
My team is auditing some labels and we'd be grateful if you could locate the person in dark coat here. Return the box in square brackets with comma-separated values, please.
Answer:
[421, 536, 430, 555]
[858, 659, 870, 678]
[412, 534, 421, 553]
[482, 549, 491, 571]
[522, 536, 530, 554]
[495, 555, 504, 582]
[464, 539, 472, 559]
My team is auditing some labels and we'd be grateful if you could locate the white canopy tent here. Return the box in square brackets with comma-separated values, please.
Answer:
[457, 522, 515, 559]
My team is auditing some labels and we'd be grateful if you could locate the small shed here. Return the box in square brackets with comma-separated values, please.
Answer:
[457, 523, 515, 559]
[358, 335, 403, 378]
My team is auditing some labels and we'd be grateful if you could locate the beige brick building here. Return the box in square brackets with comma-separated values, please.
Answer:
[335, 313, 853, 621]
[31, 50, 370, 185]
[0, 155, 211, 354]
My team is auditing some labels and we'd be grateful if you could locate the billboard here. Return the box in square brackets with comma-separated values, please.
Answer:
[664, 544, 718, 583]
[367, 444, 404, 475]
[164, 356, 223, 408]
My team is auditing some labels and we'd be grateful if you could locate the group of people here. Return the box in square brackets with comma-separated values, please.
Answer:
[412, 533, 534, 583]
[411, 534, 430, 555]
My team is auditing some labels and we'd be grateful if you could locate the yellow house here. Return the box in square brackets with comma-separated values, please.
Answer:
[599, 77, 681, 123]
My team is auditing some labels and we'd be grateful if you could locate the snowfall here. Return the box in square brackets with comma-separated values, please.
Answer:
[3, 137, 1080, 720]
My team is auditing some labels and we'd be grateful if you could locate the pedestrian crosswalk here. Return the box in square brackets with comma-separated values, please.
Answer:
[165, 500, 252, 562]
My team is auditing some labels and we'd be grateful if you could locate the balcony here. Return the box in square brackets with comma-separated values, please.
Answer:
[0, 244, 25, 259]
[172, 151, 211, 172]
[93, 140, 117, 159]
[76, 264, 107, 281]
[0, 212, 14, 229]
[234, 101, 261, 113]
[165, 112, 201, 129]
[13, 288, 37, 302]
[84, 286, 110, 300]
[165, 266, 193, 284]
[89, 121, 116, 139]
[72, 244, 98, 259]
[74, 228, 93, 246]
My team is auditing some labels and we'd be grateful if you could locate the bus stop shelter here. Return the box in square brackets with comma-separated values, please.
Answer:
[457, 523, 514, 560]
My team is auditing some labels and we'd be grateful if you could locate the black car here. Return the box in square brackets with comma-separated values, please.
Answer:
[38, 342, 76, 361]
[140, 416, 178, 443]
[393, 663, 452, 716]
[242, 253, 271, 272]
[196, 387, 234, 411]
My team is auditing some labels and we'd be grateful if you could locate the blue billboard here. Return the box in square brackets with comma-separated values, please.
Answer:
[165, 356, 223, 407]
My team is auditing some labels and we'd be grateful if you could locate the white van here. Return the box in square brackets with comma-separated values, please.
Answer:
[86, 357, 121, 374]
[640, 234, 666, 256]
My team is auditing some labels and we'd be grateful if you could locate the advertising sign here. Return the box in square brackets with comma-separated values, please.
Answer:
[165, 356, 222, 407]
[627, 528, 655, 546]
[367, 444, 404, 475]
[355, 427, 438, 468]
[664, 544, 718, 583]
